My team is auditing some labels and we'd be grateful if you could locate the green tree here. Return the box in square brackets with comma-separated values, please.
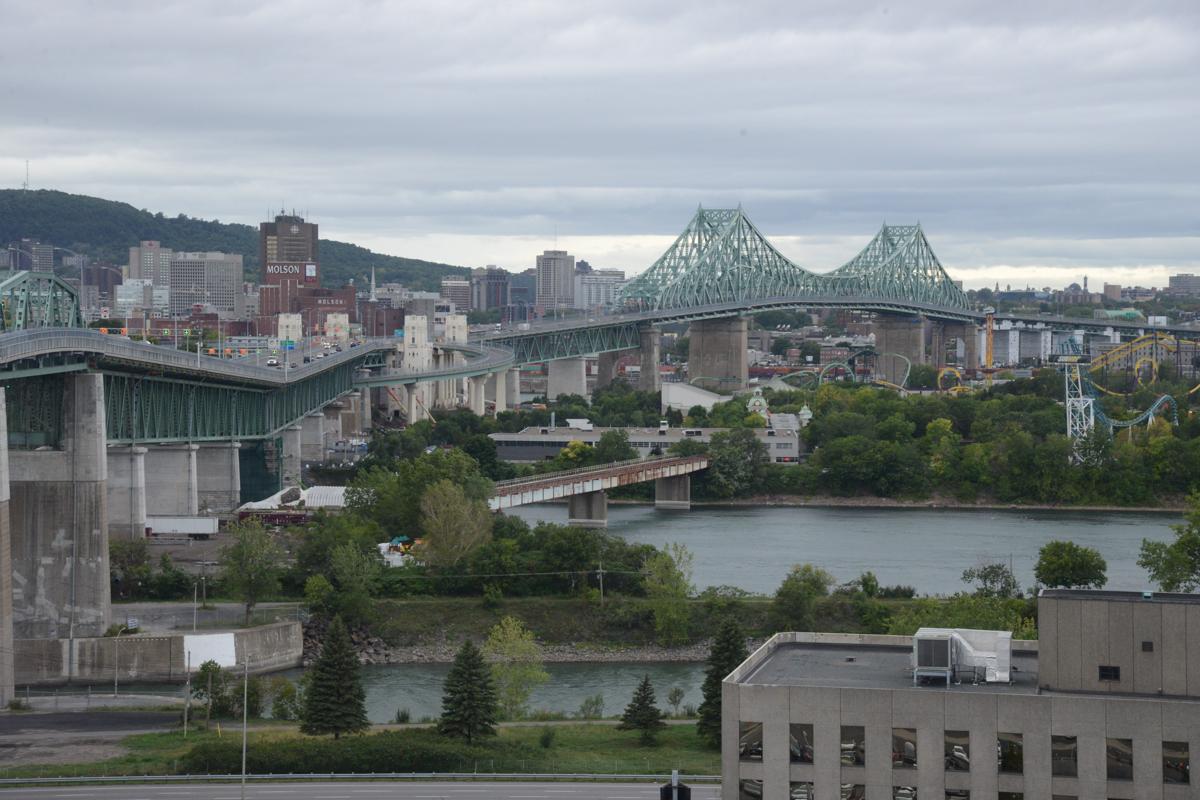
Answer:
[618, 675, 666, 745]
[347, 449, 491, 534]
[483, 616, 549, 720]
[439, 640, 498, 744]
[219, 519, 284, 626]
[643, 542, 695, 645]
[768, 564, 834, 632]
[696, 618, 747, 748]
[1139, 492, 1200, 591]
[961, 562, 1020, 599]
[300, 616, 369, 739]
[703, 428, 768, 498]
[419, 479, 494, 566]
[592, 429, 638, 464]
[1034, 540, 1108, 589]
[330, 542, 381, 625]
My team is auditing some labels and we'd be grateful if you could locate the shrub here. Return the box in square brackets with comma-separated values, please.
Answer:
[539, 728, 556, 749]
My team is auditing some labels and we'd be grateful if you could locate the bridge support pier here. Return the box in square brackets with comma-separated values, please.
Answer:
[281, 424, 303, 488]
[943, 322, 979, 373]
[9, 373, 110, 640]
[638, 325, 661, 392]
[486, 370, 507, 414]
[145, 444, 199, 517]
[197, 442, 241, 514]
[0, 390, 16, 704]
[106, 446, 147, 539]
[547, 358, 587, 400]
[567, 490, 607, 528]
[687, 317, 747, 392]
[506, 369, 520, 409]
[873, 314, 927, 386]
[595, 351, 621, 391]
[654, 474, 691, 510]
[301, 412, 325, 462]
[930, 322, 947, 369]
[468, 376, 486, 416]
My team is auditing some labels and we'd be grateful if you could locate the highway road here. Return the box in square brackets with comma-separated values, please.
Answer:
[0, 780, 719, 800]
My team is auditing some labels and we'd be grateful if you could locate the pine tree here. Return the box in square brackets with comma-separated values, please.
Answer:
[697, 618, 747, 748]
[300, 615, 369, 739]
[439, 640, 498, 744]
[618, 674, 666, 745]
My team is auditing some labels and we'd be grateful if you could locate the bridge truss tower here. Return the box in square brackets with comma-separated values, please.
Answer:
[1064, 362, 1094, 459]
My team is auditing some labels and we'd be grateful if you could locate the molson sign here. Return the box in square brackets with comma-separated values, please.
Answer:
[264, 262, 318, 284]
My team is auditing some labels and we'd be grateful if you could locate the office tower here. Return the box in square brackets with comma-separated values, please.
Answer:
[536, 250, 575, 308]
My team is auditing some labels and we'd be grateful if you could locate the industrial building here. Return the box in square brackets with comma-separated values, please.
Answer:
[490, 423, 804, 464]
[723, 590, 1199, 799]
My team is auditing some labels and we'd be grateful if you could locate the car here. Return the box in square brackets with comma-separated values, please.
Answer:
[266, 358, 279, 366]
[302, 356, 311, 363]
[316, 352, 326, 358]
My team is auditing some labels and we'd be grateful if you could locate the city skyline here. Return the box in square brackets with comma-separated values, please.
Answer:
[2, 1, 1197, 288]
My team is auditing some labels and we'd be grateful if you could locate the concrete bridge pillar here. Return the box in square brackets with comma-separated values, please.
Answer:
[873, 314, 927, 386]
[0, 389, 16, 704]
[197, 441, 241, 514]
[639, 325, 661, 392]
[468, 376, 486, 416]
[506, 368, 521, 409]
[567, 490, 607, 528]
[144, 443, 199, 517]
[930, 322, 947, 369]
[301, 412, 325, 462]
[281, 424, 303, 488]
[106, 446, 147, 539]
[654, 474, 691, 510]
[9, 373, 110, 640]
[487, 370, 508, 414]
[547, 358, 587, 400]
[687, 317, 747, 392]
[406, 385, 428, 424]
[595, 351, 621, 391]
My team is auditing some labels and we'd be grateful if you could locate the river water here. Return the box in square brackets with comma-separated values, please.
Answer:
[507, 503, 1180, 596]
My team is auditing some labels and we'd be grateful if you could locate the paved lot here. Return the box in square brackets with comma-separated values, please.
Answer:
[0, 780, 719, 800]
[0, 712, 177, 767]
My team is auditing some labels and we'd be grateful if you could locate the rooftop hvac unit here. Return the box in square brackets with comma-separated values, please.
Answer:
[912, 628, 1012, 685]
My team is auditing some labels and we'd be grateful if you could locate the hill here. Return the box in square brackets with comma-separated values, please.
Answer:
[0, 189, 467, 290]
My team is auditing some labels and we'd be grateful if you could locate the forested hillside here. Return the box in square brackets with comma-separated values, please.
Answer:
[0, 189, 467, 290]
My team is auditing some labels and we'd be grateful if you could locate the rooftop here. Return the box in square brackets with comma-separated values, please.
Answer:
[739, 643, 1040, 695]
[1038, 589, 1200, 606]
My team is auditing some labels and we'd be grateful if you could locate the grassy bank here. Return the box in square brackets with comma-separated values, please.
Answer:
[0, 723, 720, 779]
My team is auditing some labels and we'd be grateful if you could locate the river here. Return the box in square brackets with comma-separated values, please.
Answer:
[278, 661, 707, 723]
[507, 503, 1180, 596]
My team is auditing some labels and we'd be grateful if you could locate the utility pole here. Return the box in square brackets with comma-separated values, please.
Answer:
[183, 651, 191, 738]
[240, 659, 249, 800]
[597, 558, 605, 608]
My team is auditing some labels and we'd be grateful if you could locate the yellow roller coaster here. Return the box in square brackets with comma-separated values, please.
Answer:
[1088, 333, 1200, 396]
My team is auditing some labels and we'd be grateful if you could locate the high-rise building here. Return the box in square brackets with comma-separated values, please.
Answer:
[258, 212, 319, 320]
[574, 268, 626, 309]
[536, 250, 575, 308]
[8, 239, 54, 271]
[439, 278, 471, 310]
[1168, 274, 1200, 296]
[470, 267, 511, 311]
[128, 241, 173, 285]
[168, 252, 245, 318]
[1103, 283, 1123, 302]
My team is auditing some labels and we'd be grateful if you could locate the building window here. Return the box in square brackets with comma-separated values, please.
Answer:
[892, 728, 918, 768]
[739, 779, 763, 800]
[944, 730, 969, 772]
[1098, 665, 1121, 682]
[739, 722, 763, 762]
[893, 787, 916, 800]
[840, 786, 865, 800]
[1142, 640, 1154, 652]
[998, 732, 1023, 774]
[1107, 737, 1133, 780]
[841, 725, 866, 766]
[1051, 735, 1078, 777]
[790, 723, 814, 764]
[997, 794, 1023, 800]
[945, 792, 970, 800]
[789, 781, 813, 799]
[1164, 740, 1190, 784]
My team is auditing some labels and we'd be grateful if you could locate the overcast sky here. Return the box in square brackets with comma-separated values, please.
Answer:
[2, 0, 1197, 288]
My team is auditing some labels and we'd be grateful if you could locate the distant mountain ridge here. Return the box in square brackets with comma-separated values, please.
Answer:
[0, 189, 467, 290]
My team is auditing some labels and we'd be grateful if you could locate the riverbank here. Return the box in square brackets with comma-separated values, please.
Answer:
[610, 495, 1186, 513]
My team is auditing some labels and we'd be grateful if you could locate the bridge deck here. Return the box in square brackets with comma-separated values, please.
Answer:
[488, 455, 709, 511]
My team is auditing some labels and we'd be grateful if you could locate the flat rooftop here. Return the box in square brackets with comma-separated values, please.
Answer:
[739, 643, 1040, 694]
[1039, 589, 1200, 605]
